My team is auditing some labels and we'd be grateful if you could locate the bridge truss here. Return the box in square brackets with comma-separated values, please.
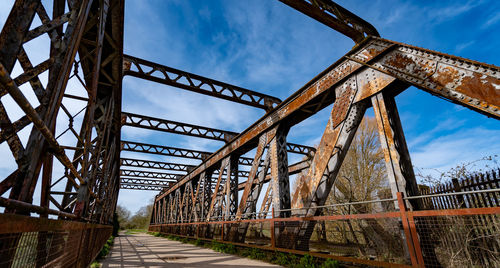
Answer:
[0, 0, 499, 267]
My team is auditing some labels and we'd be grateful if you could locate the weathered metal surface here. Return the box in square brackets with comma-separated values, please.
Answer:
[121, 157, 196, 171]
[123, 54, 281, 111]
[1, 0, 499, 266]
[150, 191, 500, 268]
[157, 36, 500, 203]
[122, 140, 211, 160]
[121, 184, 164, 191]
[120, 170, 181, 180]
[279, 0, 379, 43]
[122, 112, 238, 142]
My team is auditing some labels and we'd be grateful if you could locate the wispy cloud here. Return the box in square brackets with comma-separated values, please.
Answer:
[1, 0, 499, 215]
[424, 0, 484, 23]
[411, 127, 500, 173]
[481, 12, 500, 29]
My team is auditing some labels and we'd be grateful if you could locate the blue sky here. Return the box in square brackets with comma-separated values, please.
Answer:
[1, 0, 499, 214]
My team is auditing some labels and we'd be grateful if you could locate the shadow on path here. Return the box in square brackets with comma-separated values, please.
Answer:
[100, 232, 282, 267]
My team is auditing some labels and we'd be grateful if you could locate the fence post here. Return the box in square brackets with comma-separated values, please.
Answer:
[397, 192, 422, 267]
[221, 223, 224, 241]
[271, 207, 275, 249]
[451, 178, 466, 208]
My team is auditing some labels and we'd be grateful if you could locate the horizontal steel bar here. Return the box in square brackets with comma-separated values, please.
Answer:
[120, 184, 164, 191]
[158, 36, 500, 200]
[120, 169, 182, 180]
[0, 62, 85, 186]
[122, 112, 238, 142]
[120, 158, 196, 171]
[121, 178, 172, 186]
[123, 54, 281, 110]
[0, 213, 111, 234]
[146, 230, 409, 268]
[0, 197, 77, 219]
[410, 206, 500, 217]
[121, 140, 257, 166]
[404, 188, 500, 200]
[279, 0, 379, 43]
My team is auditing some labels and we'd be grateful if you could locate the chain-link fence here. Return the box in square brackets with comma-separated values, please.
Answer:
[150, 190, 500, 267]
[0, 214, 112, 268]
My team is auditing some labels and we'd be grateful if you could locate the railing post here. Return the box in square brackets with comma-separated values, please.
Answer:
[397, 192, 424, 267]
[271, 207, 275, 249]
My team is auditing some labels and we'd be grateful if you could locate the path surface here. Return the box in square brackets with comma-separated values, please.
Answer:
[101, 232, 282, 267]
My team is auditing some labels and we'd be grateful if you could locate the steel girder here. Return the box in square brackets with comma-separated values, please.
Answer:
[122, 112, 238, 142]
[121, 140, 313, 166]
[122, 112, 316, 154]
[1, 0, 499, 264]
[121, 178, 172, 186]
[0, 0, 123, 226]
[279, 0, 379, 43]
[0, 0, 124, 266]
[121, 157, 196, 172]
[152, 36, 500, 251]
[122, 54, 281, 111]
[121, 184, 164, 191]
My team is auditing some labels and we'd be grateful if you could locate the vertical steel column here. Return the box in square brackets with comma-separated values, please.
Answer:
[270, 124, 291, 218]
[371, 92, 420, 206]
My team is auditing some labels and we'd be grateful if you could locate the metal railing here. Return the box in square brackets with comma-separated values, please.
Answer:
[150, 190, 500, 267]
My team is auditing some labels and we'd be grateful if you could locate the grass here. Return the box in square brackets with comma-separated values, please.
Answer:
[90, 235, 116, 268]
[147, 232, 341, 267]
[124, 229, 147, 235]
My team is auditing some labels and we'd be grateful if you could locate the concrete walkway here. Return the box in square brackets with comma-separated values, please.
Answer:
[100, 232, 282, 267]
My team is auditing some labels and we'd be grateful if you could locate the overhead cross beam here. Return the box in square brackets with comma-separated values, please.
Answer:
[121, 184, 164, 191]
[121, 158, 196, 172]
[122, 140, 313, 165]
[279, 0, 379, 43]
[120, 157, 251, 177]
[121, 140, 211, 161]
[120, 170, 182, 180]
[121, 113, 316, 154]
[121, 178, 173, 186]
[123, 55, 282, 111]
[122, 112, 237, 142]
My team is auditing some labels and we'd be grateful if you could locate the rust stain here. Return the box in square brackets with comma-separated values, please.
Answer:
[330, 88, 353, 128]
[385, 52, 435, 79]
[360, 47, 384, 62]
[122, 60, 131, 71]
[455, 73, 500, 108]
[356, 76, 395, 102]
[430, 66, 461, 88]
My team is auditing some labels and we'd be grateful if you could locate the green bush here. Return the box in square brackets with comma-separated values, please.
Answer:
[241, 248, 266, 260]
[96, 236, 115, 260]
[320, 259, 339, 268]
[209, 242, 237, 254]
[146, 232, 342, 268]
[272, 252, 293, 266]
[297, 254, 316, 268]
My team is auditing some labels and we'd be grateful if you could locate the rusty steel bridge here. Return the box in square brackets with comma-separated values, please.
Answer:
[0, 0, 499, 267]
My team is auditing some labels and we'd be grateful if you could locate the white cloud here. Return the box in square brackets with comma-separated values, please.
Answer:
[1, 0, 499, 216]
[481, 12, 500, 29]
[411, 127, 500, 177]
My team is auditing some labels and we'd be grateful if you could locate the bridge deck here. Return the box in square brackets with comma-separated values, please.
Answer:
[100, 232, 281, 267]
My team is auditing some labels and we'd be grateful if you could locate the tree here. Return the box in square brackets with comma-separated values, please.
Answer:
[328, 116, 387, 208]
[294, 116, 402, 258]
[115, 205, 131, 229]
[114, 203, 153, 230]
